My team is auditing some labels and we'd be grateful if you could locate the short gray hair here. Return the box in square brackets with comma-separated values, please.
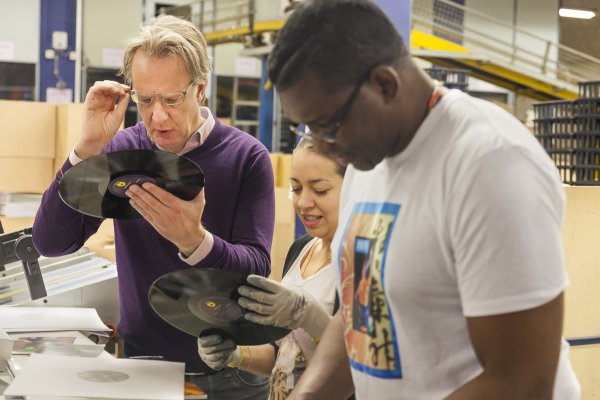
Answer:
[119, 15, 211, 85]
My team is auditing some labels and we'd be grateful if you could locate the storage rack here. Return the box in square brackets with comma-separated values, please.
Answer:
[424, 67, 470, 91]
[534, 81, 600, 185]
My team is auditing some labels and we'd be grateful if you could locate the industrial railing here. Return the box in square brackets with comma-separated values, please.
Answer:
[412, 0, 600, 85]
[159, 0, 256, 44]
[160, 0, 600, 87]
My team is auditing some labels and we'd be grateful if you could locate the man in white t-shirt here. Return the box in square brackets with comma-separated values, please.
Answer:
[266, 0, 580, 399]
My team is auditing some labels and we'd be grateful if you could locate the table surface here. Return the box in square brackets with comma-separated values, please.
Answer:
[0, 331, 207, 400]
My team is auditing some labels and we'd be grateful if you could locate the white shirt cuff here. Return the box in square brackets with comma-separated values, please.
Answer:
[69, 148, 84, 166]
[179, 231, 214, 265]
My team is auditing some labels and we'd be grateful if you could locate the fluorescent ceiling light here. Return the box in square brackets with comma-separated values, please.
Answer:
[559, 8, 596, 19]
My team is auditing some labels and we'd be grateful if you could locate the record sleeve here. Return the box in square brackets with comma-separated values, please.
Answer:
[59, 149, 204, 219]
[149, 269, 290, 346]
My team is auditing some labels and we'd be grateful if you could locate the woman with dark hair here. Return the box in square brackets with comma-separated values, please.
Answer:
[198, 139, 348, 399]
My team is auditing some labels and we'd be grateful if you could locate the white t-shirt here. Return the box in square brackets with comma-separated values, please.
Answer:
[332, 89, 580, 399]
[269, 238, 337, 399]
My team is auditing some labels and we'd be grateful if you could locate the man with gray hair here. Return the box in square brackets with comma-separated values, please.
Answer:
[33, 15, 273, 399]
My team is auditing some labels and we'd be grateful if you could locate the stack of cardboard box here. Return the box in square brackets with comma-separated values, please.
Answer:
[0, 101, 115, 260]
[0, 100, 56, 194]
[268, 152, 295, 281]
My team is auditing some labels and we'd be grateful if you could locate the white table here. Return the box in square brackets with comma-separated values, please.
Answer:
[1, 331, 112, 400]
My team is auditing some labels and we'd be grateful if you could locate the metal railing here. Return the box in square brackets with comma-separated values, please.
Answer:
[161, 0, 600, 87]
[412, 0, 600, 85]
[160, 0, 255, 41]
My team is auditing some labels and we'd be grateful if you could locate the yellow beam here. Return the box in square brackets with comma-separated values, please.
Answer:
[410, 29, 576, 100]
[421, 56, 577, 100]
[254, 20, 286, 33]
[204, 20, 285, 44]
[202, 22, 577, 100]
[459, 59, 578, 100]
[205, 27, 250, 43]
[410, 29, 471, 53]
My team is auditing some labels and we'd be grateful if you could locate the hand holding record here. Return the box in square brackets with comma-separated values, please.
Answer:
[237, 275, 332, 340]
[148, 268, 289, 346]
[197, 335, 241, 371]
[59, 150, 205, 220]
[127, 183, 206, 256]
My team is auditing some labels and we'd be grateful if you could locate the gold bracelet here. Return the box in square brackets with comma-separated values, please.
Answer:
[227, 346, 245, 368]
[244, 346, 253, 370]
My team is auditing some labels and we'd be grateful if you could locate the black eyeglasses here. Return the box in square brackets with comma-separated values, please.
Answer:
[291, 68, 373, 144]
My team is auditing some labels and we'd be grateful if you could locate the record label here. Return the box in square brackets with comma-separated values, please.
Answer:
[149, 268, 290, 346]
[107, 174, 157, 198]
[58, 149, 205, 219]
[190, 295, 245, 326]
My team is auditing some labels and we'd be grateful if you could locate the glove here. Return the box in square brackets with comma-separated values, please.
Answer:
[238, 274, 331, 340]
[197, 335, 241, 370]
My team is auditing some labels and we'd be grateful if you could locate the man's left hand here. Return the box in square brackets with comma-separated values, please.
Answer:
[238, 275, 332, 340]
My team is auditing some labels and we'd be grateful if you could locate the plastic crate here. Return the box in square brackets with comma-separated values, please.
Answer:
[534, 131, 575, 186]
[574, 132, 600, 150]
[533, 100, 574, 119]
[575, 114, 600, 132]
[571, 133, 600, 185]
[575, 98, 600, 117]
[578, 81, 600, 99]
[533, 95, 600, 185]
[572, 163, 600, 185]
[424, 68, 470, 91]
[533, 119, 574, 135]
[535, 133, 572, 151]
[557, 165, 574, 185]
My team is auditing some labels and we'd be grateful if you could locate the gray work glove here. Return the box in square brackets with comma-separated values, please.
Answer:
[237, 274, 331, 340]
[197, 335, 241, 370]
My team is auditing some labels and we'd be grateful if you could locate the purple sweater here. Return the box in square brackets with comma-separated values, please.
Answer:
[33, 119, 275, 370]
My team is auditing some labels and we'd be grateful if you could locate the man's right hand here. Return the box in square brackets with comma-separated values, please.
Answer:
[74, 80, 131, 160]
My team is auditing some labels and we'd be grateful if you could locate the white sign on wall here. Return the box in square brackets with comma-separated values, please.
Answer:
[46, 87, 73, 104]
[0, 41, 15, 61]
[102, 48, 124, 68]
[235, 57, 259, 77]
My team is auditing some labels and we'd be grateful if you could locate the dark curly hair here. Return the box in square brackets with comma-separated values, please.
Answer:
[268, 0, 409, 93]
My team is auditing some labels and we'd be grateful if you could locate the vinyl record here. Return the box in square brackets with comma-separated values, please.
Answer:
[149, 268, 290, 345]
[58, 150, 204, 219]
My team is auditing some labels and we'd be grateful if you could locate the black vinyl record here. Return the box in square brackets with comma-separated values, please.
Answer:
[58, 150, 204, 219]
[149, 268, 290, 345]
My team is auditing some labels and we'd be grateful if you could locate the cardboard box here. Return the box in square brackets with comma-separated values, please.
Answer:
[269, 152, 280, 186]
[54, 104, 85, 173]
[0, 100, 56, 159]
[270, 223, 295, 281]
[0, 158, 53, 194]
[274, 187, 294, 225]
[0, 217, 35, 234]
[562, 185, 600, 338]
[277, 153, 292, 188]
[269, 187, 295, 281]
[562, 186, 600, 400]
[84, 219, 116, 262]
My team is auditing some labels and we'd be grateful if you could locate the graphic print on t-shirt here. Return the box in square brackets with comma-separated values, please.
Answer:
[338, 202, 401, 379]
